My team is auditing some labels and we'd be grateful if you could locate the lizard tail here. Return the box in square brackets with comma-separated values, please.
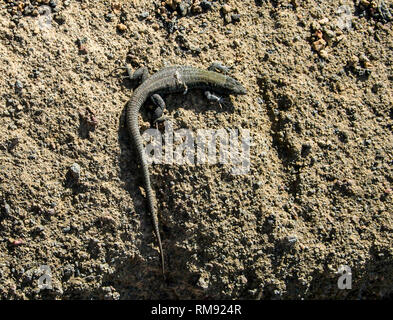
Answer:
[156, 227, 165, 278]
[151, 205, 165, 277]
[144, 165, 165, 278]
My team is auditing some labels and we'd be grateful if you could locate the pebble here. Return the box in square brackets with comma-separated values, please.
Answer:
[191, 4, 203, 14]
[165, 0, 181, 10]
[312, 38, 326, 51]
[3, 202, 11, 215]
[69, 163, 80, 180]
[28, 151, 37, 160]
[23, 269, 34, 283]
[318, 17, 329, 25]
[62, 226, 71, 233]
[287, 235, 298, 244]
[139, 11, 149, 19]
[319, 49, 329, 59]
[54, 13, 66, 24]
[233, 39, 241, 47]
[197, 276, 209, 289]
[117, 23, 127, 32]
[310, 21, 321, 31]
[34, 225, 45, 233]
[224, 14, 232, 23]
[359, 53, 369, 62]
[15, 80, 23, 92]
[222, 4, 232, 14]
[105, 13, 114, 22]
[239, 275, 248, 284]
[301, 143, 312, 157]
[10, 238, 24, 246]
[231, 14, 241, 22]
[63, 264, 74, 277]
[349, 55, 359, 66]
[179, 2, 189, 16]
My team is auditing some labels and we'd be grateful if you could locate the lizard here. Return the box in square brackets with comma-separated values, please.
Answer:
[124, 64, 247, 277]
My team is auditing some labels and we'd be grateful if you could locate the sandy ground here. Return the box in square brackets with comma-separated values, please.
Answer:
[0, 0, 392, 299]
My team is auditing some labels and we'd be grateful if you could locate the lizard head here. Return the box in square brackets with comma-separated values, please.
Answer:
[224, 76, 247, 95]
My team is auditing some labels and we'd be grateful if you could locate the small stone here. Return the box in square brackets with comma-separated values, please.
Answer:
[77, 44, 88, 55]
[231, 14, 241, 22]
[233, 39, 241, 47]
[35, 225, 45, 233]
[10, 238, 24, 246]
[359, 53, 369, 62]
[15, 80, 23, 92]
[69, 163, 80, 180]
[312, 38, 326, 51]
[63, 264, 74, 277]
[324, 29, 335, 39]
[191, 4, 202, 14]
[139, 11, 149, 19]
[179, 3, 189, 16]
[319, 49, 329, 59]
[105, 13, 114, 22]
[360, 0, 370, 7]
[54, 13, 66, 24]
[239, 275, 248, 284]
[311, 21, 321, 31]
[363, 61, 372, 69]
[224, 14, 232, 23]
[197, 276, 209, 289]
[28, 151, 37, 160]
[314, 29, 323, 39]
[165, 0, 180, 10]
[222, 4, 232, 14]
[2, 202, 11, 215]
[349, 55, 359, 66]
[287, 235, 298, 244]
[117, 23, 127, 32]
[336, 34, 346, 43]
[318, 17, 329, 25]
[301, 143, 312, 157]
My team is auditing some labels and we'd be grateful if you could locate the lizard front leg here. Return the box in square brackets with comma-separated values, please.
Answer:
[204, 90, 228, 108]
[125, 65, 149, 83]
[208, 62, 231, 74]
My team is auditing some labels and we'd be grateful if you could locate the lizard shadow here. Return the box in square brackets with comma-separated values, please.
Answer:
[111, 89, 238, 298]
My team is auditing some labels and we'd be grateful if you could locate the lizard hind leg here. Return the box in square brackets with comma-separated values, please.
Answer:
[150, 93, 167, 125]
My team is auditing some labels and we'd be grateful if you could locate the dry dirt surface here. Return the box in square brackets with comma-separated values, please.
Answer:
[0, 0, 392, 299]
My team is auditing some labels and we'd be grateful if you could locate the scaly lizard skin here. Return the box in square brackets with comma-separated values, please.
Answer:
[126, 65, 247, 277]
